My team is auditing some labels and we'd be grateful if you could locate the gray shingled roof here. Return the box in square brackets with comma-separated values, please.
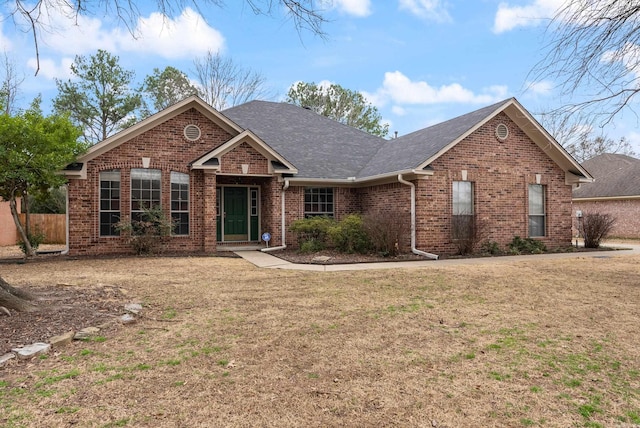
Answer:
[359, 99, 511, 177]
[222, 101, 387, 179]
[222, 98, 513, 180]
[573, 153, 640, 198]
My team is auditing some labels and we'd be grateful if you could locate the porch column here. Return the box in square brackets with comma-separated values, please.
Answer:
[203, 172, 217, 252]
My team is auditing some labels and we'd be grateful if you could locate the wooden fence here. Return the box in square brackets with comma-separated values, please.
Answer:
[18, 214, 66, 244]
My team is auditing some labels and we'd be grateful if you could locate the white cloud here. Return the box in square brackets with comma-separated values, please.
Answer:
[27, 57, 74, 80]
[24, 8, 224, 79]
[332, 0, 372, 17]
[602, 42, 640, 80]
[398, 0, 452, 22]
[25, 6, 225, 80]
[493, 0, 563, 33]
[0, 21, 13, 52]
[525, 80, 553, 96]
[370, 71, 508, 107]
[118, 8, 225, 58]
[391, 105, 406, 116]
[32, 5, 118, 55]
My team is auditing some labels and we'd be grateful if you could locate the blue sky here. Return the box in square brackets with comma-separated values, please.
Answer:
[2, 0, 639, 153]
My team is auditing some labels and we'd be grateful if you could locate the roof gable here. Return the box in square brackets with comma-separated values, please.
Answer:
[71, 96, 242, 166]
[191, 130, 298, 174]
[358, 98, 593, 184]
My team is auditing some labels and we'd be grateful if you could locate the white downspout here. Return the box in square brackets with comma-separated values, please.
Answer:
[61, 184, 70, 255]
[261, 178, 289, 252]
[397, 174, 439, 260]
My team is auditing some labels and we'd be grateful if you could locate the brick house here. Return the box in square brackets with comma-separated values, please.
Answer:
[62, 96, 592, 257]
[572, 153, 640, 239]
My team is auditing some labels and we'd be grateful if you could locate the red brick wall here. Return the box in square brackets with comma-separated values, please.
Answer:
[279, 114, 573, 256]
[573, 200, 640, 239]
[220, 142, 269, 175]
[68, 108, 232, 256]
[415, 113, 573, 255]
[261, 178, 284, 246]
[359, 182, 412, 251]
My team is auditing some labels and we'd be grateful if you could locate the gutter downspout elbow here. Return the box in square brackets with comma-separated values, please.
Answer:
[261, 178, 289, 252]
[397, 174, 439, 260]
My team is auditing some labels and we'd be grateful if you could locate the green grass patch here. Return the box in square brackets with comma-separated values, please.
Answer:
[36, 369, 80, 387]
[102, 418, 130, 427]
[163, 307, 177, 319]
[55, 406, 80, 414]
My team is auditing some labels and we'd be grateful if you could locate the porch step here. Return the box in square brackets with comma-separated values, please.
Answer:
[217, 245, 264, 252]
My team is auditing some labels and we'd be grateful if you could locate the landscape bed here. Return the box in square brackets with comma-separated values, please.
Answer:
[1, 252, 639, 427]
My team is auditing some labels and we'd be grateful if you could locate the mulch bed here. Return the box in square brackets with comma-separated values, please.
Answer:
[270, 249, 430, 264]
[0, 284, 128, 355]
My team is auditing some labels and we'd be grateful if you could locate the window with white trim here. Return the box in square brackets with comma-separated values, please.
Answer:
[171, 172, 189, 235]
[528, 184, 546, 237]
[250, 188, 259, 216]
[304, 187, 334, 217]
[131, 168, 161, 223]
[99, 169, 120, 236]
[452, 181, 474, 239]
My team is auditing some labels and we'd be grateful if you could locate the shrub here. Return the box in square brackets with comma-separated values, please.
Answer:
[115, 206, 174, 255]
[579, 212, 616, 248]
[17, 229, 46, 255]
[451, 214, 489, 255]
[508, 236, 547, 254]
[299, 239, 325, 253]
[289, 216, 336, 251]
[328, 214, 371, 254]
[363, 209, 409, 257]
[479, 240, 502, 256]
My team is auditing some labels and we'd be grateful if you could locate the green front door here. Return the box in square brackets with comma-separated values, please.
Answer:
[223, 187, 248, 241]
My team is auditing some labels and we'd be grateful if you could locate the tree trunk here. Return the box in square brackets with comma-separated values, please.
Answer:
[0, 276, 37, 312]
[9, 196, 35, 257]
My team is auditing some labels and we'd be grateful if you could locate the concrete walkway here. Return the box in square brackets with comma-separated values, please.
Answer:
[234, 242, 640, 272]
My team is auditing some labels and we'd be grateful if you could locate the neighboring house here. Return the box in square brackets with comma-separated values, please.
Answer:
[0, 199, 19, 246]
[63, 96, 592, 257]
[572, 153, 640, 238]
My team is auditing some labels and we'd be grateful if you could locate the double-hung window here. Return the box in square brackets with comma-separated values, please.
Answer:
[452, 181, 474, 239]
[528, 184, 546, 237]
[170, 172, 189, 235]
[131, 168, 161, 223]
[99, 170, 120, 236]
[304, 188, 334, 217]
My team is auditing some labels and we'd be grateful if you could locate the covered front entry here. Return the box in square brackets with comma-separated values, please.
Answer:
[216, 186, 260, 242]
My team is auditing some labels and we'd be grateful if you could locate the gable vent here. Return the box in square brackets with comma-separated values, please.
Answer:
[496, 123, 509, 140]
[184, 124, 201, 141]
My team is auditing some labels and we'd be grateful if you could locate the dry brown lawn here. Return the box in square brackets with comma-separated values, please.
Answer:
[1, 252, 640, 427]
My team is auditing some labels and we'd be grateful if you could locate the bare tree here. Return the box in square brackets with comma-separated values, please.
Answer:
[193, 51, 270, 110]
[532, 1, 640, 126]
[537, 108, 636, 162]
[579, 212, 616, 248]
[5, 0, 327, 75]
[0, 52, 24, 115]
